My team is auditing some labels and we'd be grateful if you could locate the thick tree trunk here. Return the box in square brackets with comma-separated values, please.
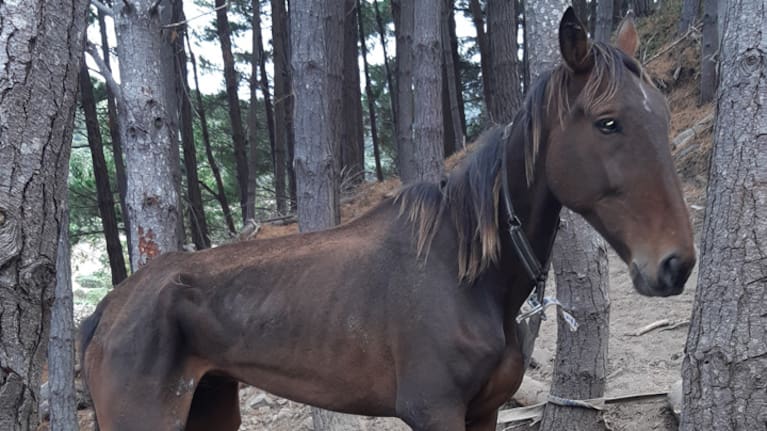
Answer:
[698, 0, 717, 104]
[412, 0, 444, 183]
[392, 0, 417, 183]
[679, 0, 700, 33]
[79, 61, 129, 283]
[0, 1, 87, 429]
[595, 0, 615, 43]
[360, 0, 385, 182]
[48, 203, 78, 431]
[174, 3, 210, 250]
[98, 7, 132, 266]
[341, 0, 365, 184]
[271, 0, 291, 213]
[468, 0, 493, 117]
[113, 0, 182, 271]
[252, 0, 276, 218]
[487, 0, 522, 124]
[681, 1, 767, 429]
[215, 0, 249, 223]
[187, 36, 237, 236]
[441, 0, 464, 156]
[373, 0, 398, 134]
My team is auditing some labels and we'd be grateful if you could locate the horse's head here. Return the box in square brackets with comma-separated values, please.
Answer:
[543, 8, 695, 297]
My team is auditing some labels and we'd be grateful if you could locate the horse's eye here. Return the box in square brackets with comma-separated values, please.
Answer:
[595, 118, 620, 134]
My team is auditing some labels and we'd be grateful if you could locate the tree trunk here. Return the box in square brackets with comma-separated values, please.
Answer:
[246, 0, 261, 221]
[681, 1, 767, 429]
[79, 61, 129, 283]
[112, 0, 182, 271]
[173, 2, 210, 250]
[253, 0, 277, 218]
[573, 0, 589, 23]
[271, 0, 291, 213]
[392, 0, 417, 183]
[698, 0, 717, 104]
[411, 0, 444, 183]
[468, 0, 493, 117]
[48, 202, 78, 431]
[215, 0, 249, 223]
[98, 7, 132, 266]
[360, 0, 385, 182]
[679, 0, 700, 33]
[187, 36, 237, 236]
[487, 0, 522, 124]
[373, 0, 398, 135]
[595, 0, 615, 43]
[341, 0, 365, 185]
[441, 0, 464, 156]
[0, 1, 87, 429]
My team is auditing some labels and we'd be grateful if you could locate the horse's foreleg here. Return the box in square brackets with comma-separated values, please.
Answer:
[185, 374, 241, 431]
[466, 411, 499, 431]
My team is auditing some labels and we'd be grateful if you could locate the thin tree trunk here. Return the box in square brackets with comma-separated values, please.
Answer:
[448, 3, 466, 139]
[246, 0, 261, 221]
[411, 0, 444, 183]
[595, 0, 615, 43]
[487, 0, 522, 124]
[253, 0, 277, 218]
[372, 0, 398, 133]
[341, 0, 365, 184]
[48, 201, 79, 431]
[698, 0, 717, 104]
[79, 60, 129, 283]
[0, 1, 87, 428]
[681, 1, 767, 428]
[392, 0, 417, 182]
[215, 0, 249, 223]
[573, 0, 588, 23]
[98, 7, 132, 266]
[359, 0, 385, 182]
[441, 0, 464, 156]
[271, 0, 290, 213]
[174, 1, 210, 250]
[187, 35, 237, 236]
[468, 0, 493, 116]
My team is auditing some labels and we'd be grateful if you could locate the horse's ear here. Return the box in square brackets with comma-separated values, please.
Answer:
[616, 10, 639, 58]
[559, 7, 592, 73]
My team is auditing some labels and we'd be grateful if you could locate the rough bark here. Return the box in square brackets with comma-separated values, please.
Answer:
[271, 0, 291, 213]
[174, 2, 210, 250]
[187, 35, 237, 236]
[412, 0, 445, 183]
[360, 0, 385, 182]
[48, 203, 78, 431]
[541, 213, 610, 430]
[215, 0, 249, 223]
[698, 0, 717, 104]
[98, 7, 132, 266]
[469, 0, 493, 116]
[111, 0, 182, 271]
[341, 0, 365, 184]
[373, 0, 398, 134]
[594, 0, 615, 43]
[681, 1, 767, 429]
[79, 61, 129, 283]
[487, 0, 522, 124]
[392, 0, 417, 183]
[252, 0, 276, 219]
[0, 1, 87, 428]
[679, 0, 700, 33]
[441, 0, 464, 156]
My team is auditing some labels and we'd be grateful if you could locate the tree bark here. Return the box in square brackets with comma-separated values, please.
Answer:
[373, 0, 398, 135]
[679, 0, 700, 33]
[681, 1, 767, 429]
[173, 1, 210, 250]
[441, 0, 464, 156]
[487, 0, 522, 124]
[79, 60, 129, 283]
[246, 0, 261, 221]
[595, 0, 615, 43]
[698, 0, 717, 104]
[215, 0, 249, 223]
[359, 0, 385, 182]
[468, 0, 493, 116]
[111, 0, 182, 271]
[341, 0, 365, 185]
[187, 35, 237, 236]
[412, 0, 445, 183]
[392, 0, 417, 183]
[48, 202, 78, 431]
[98, 7, 132, 266]
[0, 1, 87, 428]
[271, 0, 291, 213]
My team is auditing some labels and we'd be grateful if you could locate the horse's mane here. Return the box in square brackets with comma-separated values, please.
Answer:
[396, 43, 649, 283]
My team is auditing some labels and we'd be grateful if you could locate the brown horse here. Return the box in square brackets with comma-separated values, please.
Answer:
[81, 8, 695, 431]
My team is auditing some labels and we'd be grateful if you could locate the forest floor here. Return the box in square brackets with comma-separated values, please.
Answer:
[59, 9, 716, 431]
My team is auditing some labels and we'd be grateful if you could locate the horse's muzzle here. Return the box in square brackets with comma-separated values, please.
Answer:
[630, 252, 695, 297]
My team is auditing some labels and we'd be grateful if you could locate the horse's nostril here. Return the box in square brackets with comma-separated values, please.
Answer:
[659, 253, 691, 292]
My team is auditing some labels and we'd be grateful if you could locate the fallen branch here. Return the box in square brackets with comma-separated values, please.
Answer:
[629, 318, 689, 336]
[643, 26, 700, 66]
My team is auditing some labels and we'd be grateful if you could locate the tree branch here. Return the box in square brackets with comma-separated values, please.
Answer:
[85, 43, 124, 110]
[90, 0, 114, 16]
